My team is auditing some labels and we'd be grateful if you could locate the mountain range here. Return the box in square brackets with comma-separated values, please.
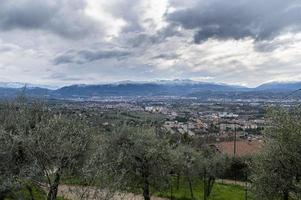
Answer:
[0, 80, 301, 100]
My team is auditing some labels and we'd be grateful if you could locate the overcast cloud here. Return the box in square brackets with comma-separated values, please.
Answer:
[0, 0, 301, 87]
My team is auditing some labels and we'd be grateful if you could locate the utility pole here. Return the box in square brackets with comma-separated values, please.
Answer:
[245, 171, 248, 200]
[234, 124, 237, 184]
[234, 125, 237, 157]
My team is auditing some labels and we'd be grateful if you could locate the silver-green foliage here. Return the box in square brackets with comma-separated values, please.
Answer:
[0, 101, 92, 200]
[172, 144, 228, 200]
[100, 126, 172, 200]
[0, 101, 43, 199]
[28, 114, 91, 200]
[252, 107, 301, 200]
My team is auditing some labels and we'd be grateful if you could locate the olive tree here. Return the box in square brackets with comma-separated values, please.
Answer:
[101, 126, 172, 200]
[0, 99, 93, 200]
[0, 101, 44, 199]
[171, 144, 228, 200]
[197, 147, 228, 200]
[28, 114, 91, 200]
[0, 129, 21, 199]
[171, 144, 199, 199]
[252, 107, 301, 200]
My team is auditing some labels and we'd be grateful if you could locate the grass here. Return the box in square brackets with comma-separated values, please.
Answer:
[63, 176, 252, 200]
[4, 184, 67, 200]
[156, 178, 253, 200]
[5, 185, 45, 200]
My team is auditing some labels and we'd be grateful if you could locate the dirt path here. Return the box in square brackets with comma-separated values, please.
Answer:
[216, 179, 247, 187]
[55, 179, 247, 199]
[57, 185, 167, 200]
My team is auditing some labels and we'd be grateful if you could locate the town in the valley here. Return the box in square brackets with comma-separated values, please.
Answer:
[51, 96, 294, 158]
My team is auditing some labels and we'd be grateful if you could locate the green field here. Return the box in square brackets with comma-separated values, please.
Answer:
[62, 176, 252, 200]
[4, 185, 67, 200]
[156, 179, 252, 200]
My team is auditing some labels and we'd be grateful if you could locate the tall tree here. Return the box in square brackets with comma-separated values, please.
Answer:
[252, 107, 301, 200]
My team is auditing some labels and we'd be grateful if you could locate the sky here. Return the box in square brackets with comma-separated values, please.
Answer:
[0, 0, 301, 87]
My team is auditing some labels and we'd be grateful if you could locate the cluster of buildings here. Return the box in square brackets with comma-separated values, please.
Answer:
[163, 110, 265, 142]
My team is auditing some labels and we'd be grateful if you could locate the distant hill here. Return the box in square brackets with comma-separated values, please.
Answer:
[254, 81, 301, 92]
[0, 87, 51, 98]
[0, 82, 56, 89]
[53, 81, 247, 98]
[1, 80, 301, 100]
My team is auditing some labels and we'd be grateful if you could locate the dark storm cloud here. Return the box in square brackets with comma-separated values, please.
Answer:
[254, 40, 287, 52]
[108, 0, 143, 33]
[46, 73, 83, 81]
[0, 0, 98, 38]
[121, 24, 183, 49]
[0, 1, 56, 29]
[0, 46, 16, 53]
[167, 0, 301, 43]
[54, 49, 131, 65]
[53, 54, 74, 65]
[124, 32, 169, 48]
[152, 53, 179, 60]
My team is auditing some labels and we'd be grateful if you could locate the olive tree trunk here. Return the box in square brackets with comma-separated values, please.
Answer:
[203, 175, 215, 200]
[283, 190, 289, 200]
[47, 169, 61, 200]
[0, 191, 9, 200]
[188, 176, 194, 200]
[142, 165, 150, 200]
[143, 178, 150, 200]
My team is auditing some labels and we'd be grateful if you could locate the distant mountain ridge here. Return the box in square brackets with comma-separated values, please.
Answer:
[254, 81, 301, 92]
[0, 86, 51, 98]
[0, 82, 56, 89]
[0, 80, 301, 99]
[53, 81, 243, 97]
